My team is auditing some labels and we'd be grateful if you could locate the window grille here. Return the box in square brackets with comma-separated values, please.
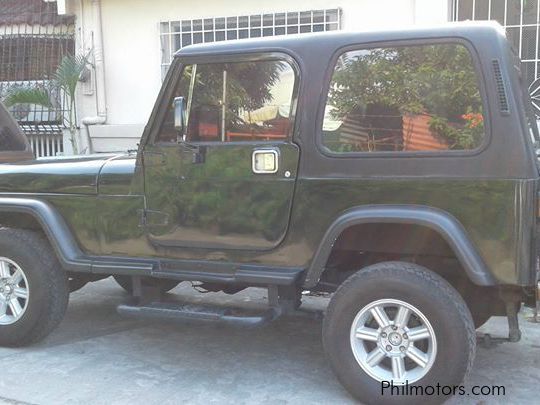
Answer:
[0, 0, 74, 156]
[453, 0, 540, 86]
[159, 8, 341, 78]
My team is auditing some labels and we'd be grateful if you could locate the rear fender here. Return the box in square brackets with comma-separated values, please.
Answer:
[303, 205, 496, 288]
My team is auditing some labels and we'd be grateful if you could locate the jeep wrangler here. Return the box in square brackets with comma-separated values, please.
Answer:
[0, 22, 538, 403]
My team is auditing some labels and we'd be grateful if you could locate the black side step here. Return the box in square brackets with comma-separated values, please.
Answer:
[117, 301, 281, 327]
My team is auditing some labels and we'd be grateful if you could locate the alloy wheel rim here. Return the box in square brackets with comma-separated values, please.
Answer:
[349, 298, 437, 384]
[0, 257, 30, 325]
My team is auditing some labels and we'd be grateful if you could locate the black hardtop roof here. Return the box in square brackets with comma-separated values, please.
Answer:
[174, 21, 507, 58]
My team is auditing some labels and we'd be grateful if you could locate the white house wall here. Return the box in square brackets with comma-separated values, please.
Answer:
[67, 0, 450, 152]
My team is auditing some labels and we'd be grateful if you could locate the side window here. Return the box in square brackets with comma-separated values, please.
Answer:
[157, 59, 296, 143]
[321, 43, 486, 153]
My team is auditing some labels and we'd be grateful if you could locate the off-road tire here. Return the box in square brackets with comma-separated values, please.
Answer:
[0, 228, 69, 347]
[323, 261, 476, 405]
[113, 275, 180, 294]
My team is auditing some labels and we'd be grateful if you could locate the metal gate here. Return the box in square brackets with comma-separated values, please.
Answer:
[0, 0, 75, 157]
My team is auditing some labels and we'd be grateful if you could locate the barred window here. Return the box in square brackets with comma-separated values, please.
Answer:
[0, 35, 74, 82]
[159, 9, 341, 78]
[453, 0, 539, 87]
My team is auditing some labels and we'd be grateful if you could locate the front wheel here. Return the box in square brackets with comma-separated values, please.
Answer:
[0, 228, 69, 347]
[323, 262, 476, 404]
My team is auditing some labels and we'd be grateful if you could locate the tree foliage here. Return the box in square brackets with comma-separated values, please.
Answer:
[3, 87, 52, 109]
[327, 44, 485, 149]
[3, 54, 88, 154]
[180, 61, 283, 129]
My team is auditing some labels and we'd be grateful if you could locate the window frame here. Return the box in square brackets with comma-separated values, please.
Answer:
[147, 51, 302, 147]
[315, 37, 493, 158]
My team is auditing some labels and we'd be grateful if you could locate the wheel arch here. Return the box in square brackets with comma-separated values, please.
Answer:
[303, 205, 496, 288]
[0, 197, 91, 272]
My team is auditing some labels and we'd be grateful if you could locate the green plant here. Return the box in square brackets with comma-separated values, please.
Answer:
[178, 61, 283, 132]
[3, 87, 52, 109]
[3, 54, 88, 154]
[327, 44, 485, 150]
[428, 111, 484, 150]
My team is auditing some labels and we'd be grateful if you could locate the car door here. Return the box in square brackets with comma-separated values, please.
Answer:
[143, 55, 300, 252]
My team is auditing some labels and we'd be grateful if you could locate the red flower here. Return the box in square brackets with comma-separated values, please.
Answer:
[461, 112, 483, 128]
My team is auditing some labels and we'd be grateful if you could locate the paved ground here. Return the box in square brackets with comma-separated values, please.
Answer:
[0, 278, 538, 405]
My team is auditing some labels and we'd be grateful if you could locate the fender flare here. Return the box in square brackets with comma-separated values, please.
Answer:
[0, 197, 92, 272]
[0, 197, 155, 274]
[303, 205, 496, 288]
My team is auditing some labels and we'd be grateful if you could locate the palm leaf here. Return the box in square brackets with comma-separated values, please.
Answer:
[3, 87, 52, 108]
[54, 54, 88, 99]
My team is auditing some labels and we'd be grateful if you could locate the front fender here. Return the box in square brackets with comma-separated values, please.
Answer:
[0, 197, 155, 275]
[0, 197, 92, 272]
[303, 205, 496, 288]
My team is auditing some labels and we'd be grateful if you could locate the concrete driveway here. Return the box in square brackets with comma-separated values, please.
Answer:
[0, 278, 538, 405]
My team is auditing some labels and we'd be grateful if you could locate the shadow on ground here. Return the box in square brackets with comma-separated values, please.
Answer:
[0, 278, 538, 404]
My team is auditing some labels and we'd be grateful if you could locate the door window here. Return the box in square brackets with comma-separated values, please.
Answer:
[157, 59, 297, 143]
[321, 43, 486, 153]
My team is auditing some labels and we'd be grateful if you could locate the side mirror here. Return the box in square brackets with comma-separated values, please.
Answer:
[173, 96, 186, 135]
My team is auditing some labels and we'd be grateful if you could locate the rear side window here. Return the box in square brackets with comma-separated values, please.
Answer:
[321, 43, 486, 153]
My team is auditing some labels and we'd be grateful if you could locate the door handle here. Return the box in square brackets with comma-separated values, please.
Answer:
[252, 149, 279, 174]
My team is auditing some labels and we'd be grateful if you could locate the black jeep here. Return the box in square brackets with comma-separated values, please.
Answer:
[0, 21, 538, 404]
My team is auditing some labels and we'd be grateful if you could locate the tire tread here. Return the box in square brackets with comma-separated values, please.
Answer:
[323, 261, 476, 403]
[0, 227, 68, 347]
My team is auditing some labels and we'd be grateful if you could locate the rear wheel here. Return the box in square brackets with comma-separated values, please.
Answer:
[113, 275, 180, 295]
[0, 228, 68, 347]
[323, 262, 476, 404]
